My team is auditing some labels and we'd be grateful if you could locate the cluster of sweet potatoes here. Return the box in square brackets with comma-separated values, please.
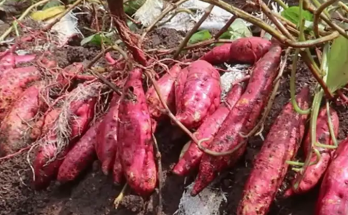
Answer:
[2, 35, 347, 214]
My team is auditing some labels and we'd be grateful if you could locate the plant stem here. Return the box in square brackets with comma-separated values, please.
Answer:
[199, 0, 340, 47]
[339, 1, 348, 13]
[306, 3, 348, 40]
[43, 0, 83, 31]
[86, 46, 124, 95]
[293, 89, 323, 191]
[0, 0, 50, 42]
[313, 0, 338, 38]
[290, 49, 311, 114]
[311, 0, 331, 17]
[300, 51, 334, 99]
[151, 133, 163, 215]
[173, 4, 214, 59]
[274, 0, 288, 9]
[260, 1, 294, 40]
[326, 101, 338, 146]
[114, 184, 128, 209]
[214, 4, 248, 39]
[286, 160, 305, 166]
[139, 0, 189, 44]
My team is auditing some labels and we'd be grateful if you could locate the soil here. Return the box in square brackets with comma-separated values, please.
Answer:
[1, 0, 348, 215]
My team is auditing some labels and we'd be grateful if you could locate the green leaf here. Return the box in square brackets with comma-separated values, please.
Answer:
[326, 35, 348, 93]
[188, 30, 212, 44]
[124, 0, 145, 15]
[218, 31, 232, 39]
[81, 34, 102, 46]
[42, 0, 62, 10]
[215, 19, 252, 46]
[281, 6, 313, 24]
[228, 18, 252, 40]
[127, 19, 138, 32]
[30, 5, 65, 21]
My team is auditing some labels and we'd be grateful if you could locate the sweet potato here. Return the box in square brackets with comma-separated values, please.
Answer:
[55, 62, 84, 89]
[0, 49, 35, 71]
[117, 68, 157, 196]
[32, 83, 101, 190]
[30, 108, 61, 140]
[113, 149, 124, 185]
[284, 107, 339, 197]
[172, 83, 244, 176]
[174, 60, 221, 129]
[237, 87, 310, 215]
[0, 66, 41, 120]
[191, 45, 282, 196]
[315, 137, 348, 215]
[57, 120, 101, 183]
[0, 84, 46, 156]
[146, 64, 181, 121]
[200, 37, 272, 65]
[95, 93, 121, 175]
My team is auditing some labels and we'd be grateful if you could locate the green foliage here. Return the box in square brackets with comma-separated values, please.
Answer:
[326, 35, 348, 93]
[124, 0, 145, 15]
[80, 33, 113, 47]
[189, 30, 212, 44]
[281, 6, 313, 24]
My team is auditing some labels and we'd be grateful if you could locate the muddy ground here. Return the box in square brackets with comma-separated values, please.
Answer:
[1, 0, 348, 215]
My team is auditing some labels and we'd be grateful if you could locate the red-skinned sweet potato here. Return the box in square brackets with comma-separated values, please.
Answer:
[146, 64, 181, 121]
[0, 84, 46, 156]
[284, 107, 339, 197]
[30, 108, 61, 140]
[117, 68, 157, 196]
[174, 60, 221, 129]
[0, 49, 36, 71]
[95, 92, 121, 175]
[191, 45, 282, 196]
[113, 149, 124, 185]
[172, 83, 244, 176]
[0, 66, 41, 120]
[315, 137, 348, 215]
[32, 83, 100, 190]
[237, 87, 310, 215]
[57, 120, 101, 183]
[200, 37, 272, 65]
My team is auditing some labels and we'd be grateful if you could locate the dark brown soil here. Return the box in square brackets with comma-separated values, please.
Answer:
[1, 0, 348, 215]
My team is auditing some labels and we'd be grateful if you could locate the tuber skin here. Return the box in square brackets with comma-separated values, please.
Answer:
[284, 107, 339, 197]
[113, 149, 124, 185]
[237, 87, 310, 215]
[117, 68, 157, 197]
[191, 45, 282, 196]
[32, 89, 98, 190]
[0, 50, 35, 71]
[0, 66, 41, 121]
[315, 137, 348, 215]
[200, 37, 272, 65]
[174, 60, 221, 129]
[146, 64, 181, 121]
[30, 108, 61, 140]
[95, 93, 121, 175]
[172, 83, 244, 176]
[57, 120, 102, 183]
[0, 84, 45, 156]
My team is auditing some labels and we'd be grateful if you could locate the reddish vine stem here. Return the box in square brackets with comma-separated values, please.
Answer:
[85, 46, 124, 95]
[107, 0, 148, 66]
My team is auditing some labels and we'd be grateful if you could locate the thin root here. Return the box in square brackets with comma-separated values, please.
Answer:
[114, 183, 128, 209]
